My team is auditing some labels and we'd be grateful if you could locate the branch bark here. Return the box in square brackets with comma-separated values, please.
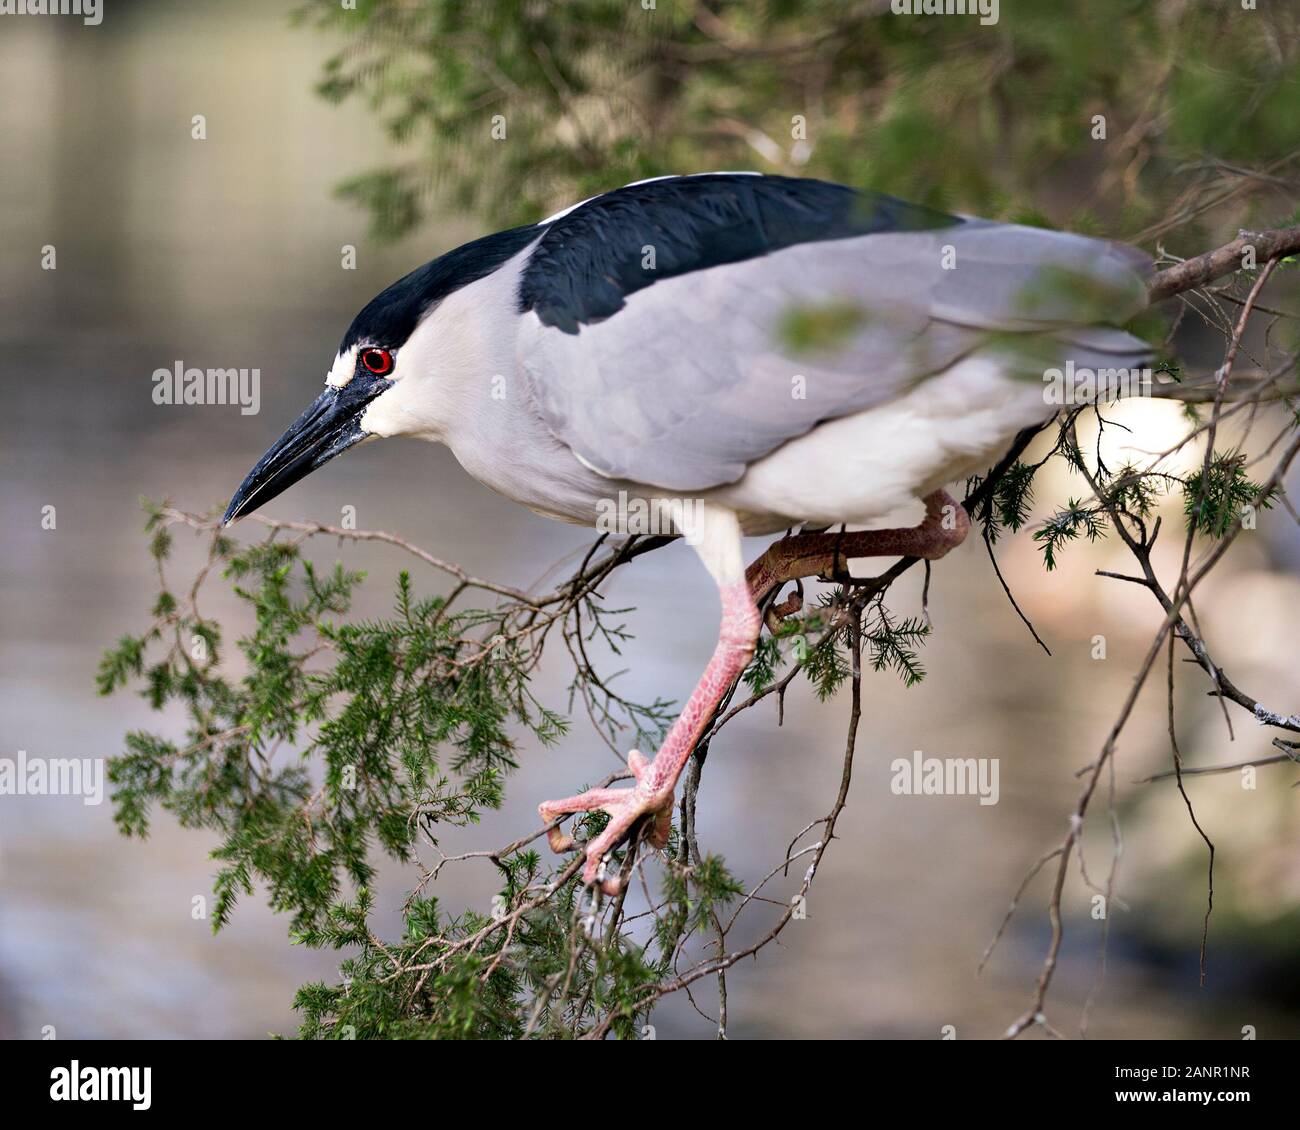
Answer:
[1147, 224, 1300, 303]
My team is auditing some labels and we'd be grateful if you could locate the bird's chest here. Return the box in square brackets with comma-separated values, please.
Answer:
[443, 394, 620, 527]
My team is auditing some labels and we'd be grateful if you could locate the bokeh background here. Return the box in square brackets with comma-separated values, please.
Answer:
[1, 0, 1298, 1039]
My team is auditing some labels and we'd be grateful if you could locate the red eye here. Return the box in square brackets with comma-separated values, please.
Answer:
[360, 348, 393, 376]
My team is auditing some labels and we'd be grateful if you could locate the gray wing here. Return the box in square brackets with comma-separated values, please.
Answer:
[517, 221, 1153, 492]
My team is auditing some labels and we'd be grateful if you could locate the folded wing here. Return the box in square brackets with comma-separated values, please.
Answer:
[517, 175, 1153, 491]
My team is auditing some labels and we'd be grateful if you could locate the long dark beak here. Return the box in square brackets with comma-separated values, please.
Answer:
[223, 379, 390, 525]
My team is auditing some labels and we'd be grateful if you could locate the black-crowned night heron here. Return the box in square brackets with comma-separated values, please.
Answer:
[224, 173, 1153, 893]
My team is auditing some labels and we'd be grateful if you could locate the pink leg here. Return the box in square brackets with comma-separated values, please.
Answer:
[538, 581, 760, 894]
[539, 490, 970, 893]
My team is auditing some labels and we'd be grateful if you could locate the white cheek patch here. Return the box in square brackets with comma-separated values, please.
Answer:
[358, 391, 401, 438]
[326, 346, 358, 388]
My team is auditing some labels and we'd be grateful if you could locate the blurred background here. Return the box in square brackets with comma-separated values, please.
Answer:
[1, 0, 1298, 1039]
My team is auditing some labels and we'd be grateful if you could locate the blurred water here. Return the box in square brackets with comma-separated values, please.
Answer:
[1, 0, 1297, 1040]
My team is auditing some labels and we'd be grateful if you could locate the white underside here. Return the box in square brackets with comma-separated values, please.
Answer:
[710, 355, 1047, 535]
[683, 358, 1045, 588]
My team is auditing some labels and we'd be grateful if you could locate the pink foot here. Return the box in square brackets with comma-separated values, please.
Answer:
[539, 494, 968, 894]
[539, 581, 760, 896]
[538, 750, 674, 896]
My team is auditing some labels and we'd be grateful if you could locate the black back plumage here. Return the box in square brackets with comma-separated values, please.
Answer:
[519, 174, 961, 333]
[340, 174, 961, 350]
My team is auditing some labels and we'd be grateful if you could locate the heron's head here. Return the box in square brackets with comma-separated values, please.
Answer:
[221, 339, 416, 525]
[223, 227, 540, 525]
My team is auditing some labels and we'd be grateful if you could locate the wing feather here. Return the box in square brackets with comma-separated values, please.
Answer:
[517, 179, 1153, 491]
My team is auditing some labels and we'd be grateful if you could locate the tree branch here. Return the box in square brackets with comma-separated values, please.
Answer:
[1147, 224, 1300, 303]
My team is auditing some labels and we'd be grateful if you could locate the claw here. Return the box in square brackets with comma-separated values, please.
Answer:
[649, 804, 673, 850]
[539, 802, 572, 851]
[544, 824, 575, 853]
[597, 866, 622, 897]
